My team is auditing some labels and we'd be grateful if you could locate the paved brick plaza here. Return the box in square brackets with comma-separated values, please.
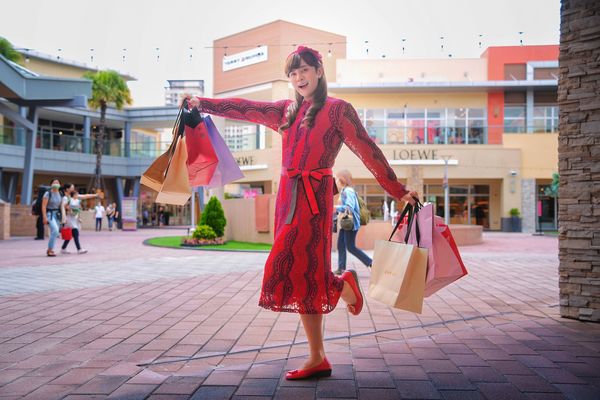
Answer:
[0, 229, 599, 399]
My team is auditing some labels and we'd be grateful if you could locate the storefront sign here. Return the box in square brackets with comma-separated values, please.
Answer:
[235, 155, 255, 166]
[223, 46, 268, 71]
[392, 149, 439, 160]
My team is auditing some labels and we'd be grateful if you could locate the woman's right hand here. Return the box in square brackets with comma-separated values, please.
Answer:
[42, 217, 48, 225]
[186, 96, 201, 109]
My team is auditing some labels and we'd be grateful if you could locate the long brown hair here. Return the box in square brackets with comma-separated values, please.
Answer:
[279, 51, 328, 132]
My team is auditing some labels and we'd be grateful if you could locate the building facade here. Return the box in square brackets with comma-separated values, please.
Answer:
[208, 20, 559, 233]
[1, 21, 559, 233]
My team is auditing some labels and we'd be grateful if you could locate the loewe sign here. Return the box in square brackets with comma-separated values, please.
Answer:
[392, 149, 439, 160]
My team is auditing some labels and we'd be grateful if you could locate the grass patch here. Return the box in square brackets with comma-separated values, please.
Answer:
[146, 236, 272, 251]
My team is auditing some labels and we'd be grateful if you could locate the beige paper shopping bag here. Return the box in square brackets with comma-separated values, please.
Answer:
[368, 239, 428, 314]
[155, 136, 191, 206]
[140, 150, 171, 192]
[141, 101, 184, 194]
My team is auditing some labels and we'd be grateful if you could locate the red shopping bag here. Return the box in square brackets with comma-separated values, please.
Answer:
[394, 202, 468, 297]
[60, 226, 73, 240]
[183, 107, 218, 187]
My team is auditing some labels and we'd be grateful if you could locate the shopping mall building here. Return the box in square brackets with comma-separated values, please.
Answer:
[0, 20, 558, 233]
[210, 21, 558, 233]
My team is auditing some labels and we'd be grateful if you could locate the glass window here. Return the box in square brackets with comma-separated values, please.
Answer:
[386, 109, 406, 144]
[504, 64, 526, 80]
[504, 106, 526, 133]
[365, 109, 385, 144]
[534, 68, 558, 80]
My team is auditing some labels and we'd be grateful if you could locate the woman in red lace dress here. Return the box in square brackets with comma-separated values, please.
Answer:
[189, 46, 417, 380]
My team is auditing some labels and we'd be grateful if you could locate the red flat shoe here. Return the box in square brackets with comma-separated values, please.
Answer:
[285, 357, 332, 380]
[342, 270, 364, 315]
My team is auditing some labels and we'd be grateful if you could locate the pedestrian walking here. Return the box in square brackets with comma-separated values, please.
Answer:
[41, 178, 65, 257]
[60, 184, 99, 254]
[334, 170, 373, 275]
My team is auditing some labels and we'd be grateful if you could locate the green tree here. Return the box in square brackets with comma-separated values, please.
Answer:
[0, 37, 23, 64]
[200, 196, 227, 237]
[83, 70, 132, 190]
[544, 172, 560, 198]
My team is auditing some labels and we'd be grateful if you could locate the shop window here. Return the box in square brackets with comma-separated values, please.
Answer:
[533, 67, 558, 80]
[504, 64, 526, 80]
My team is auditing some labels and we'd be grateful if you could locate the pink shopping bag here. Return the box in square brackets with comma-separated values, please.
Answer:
[394, 202, 468, 297]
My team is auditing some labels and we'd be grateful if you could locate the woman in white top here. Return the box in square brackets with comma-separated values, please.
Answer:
[60, 184, 99, 254]
[94, 201, 106, 231]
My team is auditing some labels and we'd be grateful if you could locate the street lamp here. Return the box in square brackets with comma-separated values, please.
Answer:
[441, 155, 452, 225]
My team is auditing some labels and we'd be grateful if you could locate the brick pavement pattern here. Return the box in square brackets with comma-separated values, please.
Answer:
[0, 229, 599, 399]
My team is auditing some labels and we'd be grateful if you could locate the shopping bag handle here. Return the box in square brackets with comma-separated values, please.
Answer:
[161, 100, 187, 178]
[389, 203, 421, 245]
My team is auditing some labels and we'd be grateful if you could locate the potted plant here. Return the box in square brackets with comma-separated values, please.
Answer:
[509, 208, 522, 232]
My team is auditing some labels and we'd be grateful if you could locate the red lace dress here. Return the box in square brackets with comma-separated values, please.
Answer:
[198, 96, 408, 314]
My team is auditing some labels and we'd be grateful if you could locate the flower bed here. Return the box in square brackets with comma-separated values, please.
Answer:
[181, 237, 225, 247]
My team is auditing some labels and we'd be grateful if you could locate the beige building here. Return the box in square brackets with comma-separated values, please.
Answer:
[206, 20, 559, 233]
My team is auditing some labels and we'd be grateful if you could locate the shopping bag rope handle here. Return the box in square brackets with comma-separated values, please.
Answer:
[388, 202, 421, 246]
[161, 99, 187, 178]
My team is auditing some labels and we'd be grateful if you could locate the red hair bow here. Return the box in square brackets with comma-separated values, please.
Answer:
[288, 45, 322, 62]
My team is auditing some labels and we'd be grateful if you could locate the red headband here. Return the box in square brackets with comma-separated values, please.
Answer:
[287, 45, 322, 63]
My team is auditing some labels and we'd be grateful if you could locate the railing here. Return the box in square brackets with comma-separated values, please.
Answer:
[0, 124, 558, 158]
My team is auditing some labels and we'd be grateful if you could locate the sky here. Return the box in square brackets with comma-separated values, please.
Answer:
[2, 0, 560, 106]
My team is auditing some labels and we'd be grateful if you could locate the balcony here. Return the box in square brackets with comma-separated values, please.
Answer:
[0, 122, 559, 161]
[0, 126, 168, 158]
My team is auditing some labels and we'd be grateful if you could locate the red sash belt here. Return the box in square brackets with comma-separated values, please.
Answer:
[285, 167, 333, 224]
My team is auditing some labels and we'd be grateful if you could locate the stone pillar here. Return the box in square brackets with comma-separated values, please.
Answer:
[558, 0, 600, 321]
[521, 178, 536, 233]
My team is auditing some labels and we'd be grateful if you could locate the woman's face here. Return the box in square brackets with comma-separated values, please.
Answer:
[336, 176, 345, 187]
[51, 180, 61, 190]
[288, 60, 322, 101]
[68, 185, 75, 194]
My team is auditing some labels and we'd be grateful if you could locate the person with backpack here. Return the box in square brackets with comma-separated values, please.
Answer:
[31, 185, 49, 240]
[41, 178, 66, 257]
[334, 170, 373, 275]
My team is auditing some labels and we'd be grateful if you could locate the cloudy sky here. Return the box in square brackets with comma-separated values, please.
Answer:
[2, 0, 560, 106]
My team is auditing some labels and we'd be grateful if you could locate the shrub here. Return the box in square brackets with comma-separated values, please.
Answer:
[193, 224, 217, 240]
[200, 196, 227, 237]
[509, 208, 520, 217]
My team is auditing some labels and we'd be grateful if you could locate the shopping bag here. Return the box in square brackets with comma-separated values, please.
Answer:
[140, 148, 171, 192]
[60, 226, 72, 240]
[395, 202, 468, 297]
[141, 102, 185, 192]
[155, 135, 191, 205]
[203, 116, 244, 188]
[369, 205, 428, 313]
[183, 108, 219, 187]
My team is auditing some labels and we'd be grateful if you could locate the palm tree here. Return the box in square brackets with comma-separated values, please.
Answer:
[83, 70, 132, 190]
[0, 37, 23, 64]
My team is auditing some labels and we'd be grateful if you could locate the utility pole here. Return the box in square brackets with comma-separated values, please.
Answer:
[442, 155, 452, 225]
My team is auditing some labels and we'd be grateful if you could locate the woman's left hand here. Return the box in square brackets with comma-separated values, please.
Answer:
[401, 191, 419, 205]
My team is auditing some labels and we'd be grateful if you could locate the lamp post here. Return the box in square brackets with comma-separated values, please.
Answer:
[442, 155, 452, 225]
